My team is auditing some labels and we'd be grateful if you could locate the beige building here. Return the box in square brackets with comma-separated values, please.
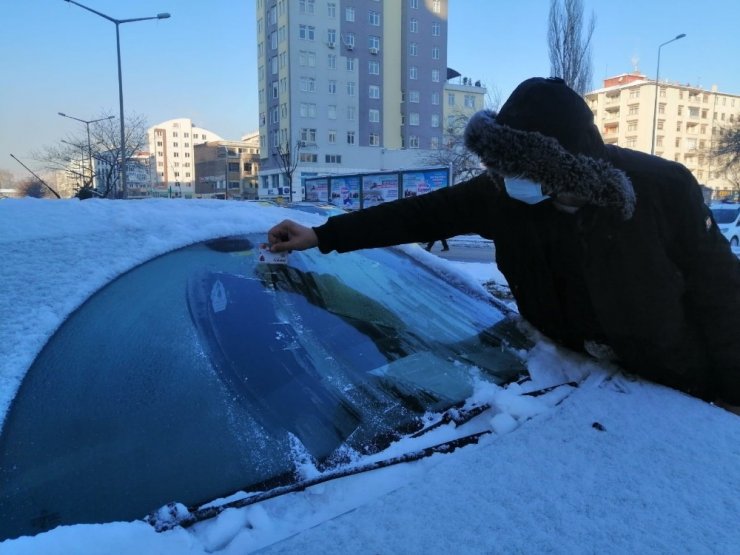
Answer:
[148, 118, 223, 198]
[585, 73, 739, 194]
[194, 135, 260, 200]
[443, 76, 487, 135]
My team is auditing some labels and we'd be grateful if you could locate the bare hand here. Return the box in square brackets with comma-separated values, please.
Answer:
[266, 219, 319, 253]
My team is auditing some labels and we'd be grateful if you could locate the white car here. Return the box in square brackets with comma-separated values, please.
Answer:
[710, 202, 740, 247]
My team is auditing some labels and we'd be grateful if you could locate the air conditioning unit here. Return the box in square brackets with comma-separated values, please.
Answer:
[369, 47, 379, 55]
[327, 41, 336, 49]
[345, 43, 354, 50]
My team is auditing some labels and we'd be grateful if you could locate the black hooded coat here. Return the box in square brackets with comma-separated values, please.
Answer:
[313, 77, 740, 405]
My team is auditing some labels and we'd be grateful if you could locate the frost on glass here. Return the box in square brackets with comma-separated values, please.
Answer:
[0, 235, 528, 540]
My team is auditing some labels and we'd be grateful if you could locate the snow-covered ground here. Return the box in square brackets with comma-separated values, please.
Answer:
[1, 198, 739, 554]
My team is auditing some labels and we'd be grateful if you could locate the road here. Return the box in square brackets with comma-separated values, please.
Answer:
[422, 236, 495, 264]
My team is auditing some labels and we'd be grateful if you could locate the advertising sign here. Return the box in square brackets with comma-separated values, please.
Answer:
[305, 178, 329, 202]
[330, 176, 360, 210]
[361, 173, 399, 208]
[402, 168, 449, 198]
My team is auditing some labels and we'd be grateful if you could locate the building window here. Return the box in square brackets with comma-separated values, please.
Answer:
[369, 133, 380, 146]
[627, 120, 637, 132]
[676, 121, 682, 132]
[658, 103, 666, 115]
[409, 66, 418, 80]
[346, 57, 355, 71]
[432, 0, 441, 13]
[677, 105, 684, 116]
[432, 46, 440, 60]
[369, 85, 380, 99]
[409, 90, 420, 103]
[431, 92, 440, 105]
[432, 22, 441, 36]
[299, 25, 315, 40]
[368, 10, 380, 25]
[345, 7, 355, 21]
[300, 77, 316, 92]
[299, 50, 315, 66]
[368, 36, 380, 50]
[410, 0, 419, 7]
[409, 135, 420, 148]
[328, 80, 337, 94]
[327, 28, 337, 45]
[299, 153, 318, 163]
[347, 131, 355, 144]
[410, 18, 418, 33]
[328, 54, 337, 69]
[325, 154, 342, 163]
[431, 114, 440, 127]
[369, 109, 380, 123]
[628, 104, 639, 116]
[347, 81, 356, 95]
[431, 69, 440, 82]
[344, 32, 355, 49]
[409, 42, 418, 56]
[657, 120, 664, 130]
[347, 106, 356, 120]
[464, 95, 476, 108]
[328, 105, 337, 119]
[299, 0, 315, 14]
[328, 130, 336, 143]
[448, 93, 455, 106]
[327, 2, 336, 17]
[409, 112, 420, 126]
[368, 60, 380, 75]
[300, 128, 317, 143]
[300, 102, 316, 117]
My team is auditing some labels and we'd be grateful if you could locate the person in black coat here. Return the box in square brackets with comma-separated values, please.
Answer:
[267, 77, 740, 413]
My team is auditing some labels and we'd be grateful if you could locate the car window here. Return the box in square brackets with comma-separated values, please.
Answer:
[711, 207, 740, 224]
[0, 235, 527, 540]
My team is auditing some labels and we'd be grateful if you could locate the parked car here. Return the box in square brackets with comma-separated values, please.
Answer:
[710, 202, 740, 247]
[0, 217, 529, 541]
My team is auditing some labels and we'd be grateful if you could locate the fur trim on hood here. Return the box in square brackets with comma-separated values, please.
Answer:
[465, 109, 636, 220]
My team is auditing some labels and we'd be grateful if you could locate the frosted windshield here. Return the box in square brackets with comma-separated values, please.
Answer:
[0, 235, 527, 540]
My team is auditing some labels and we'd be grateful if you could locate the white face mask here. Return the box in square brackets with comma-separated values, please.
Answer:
[504, 177, 550, 205]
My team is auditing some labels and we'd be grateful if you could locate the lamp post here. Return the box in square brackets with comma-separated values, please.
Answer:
[63, 0, 170, 199]
[651, 33, 686, 155]
[58, 112, 114, 188]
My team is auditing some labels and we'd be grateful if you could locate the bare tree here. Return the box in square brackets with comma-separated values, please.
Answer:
[273, 141, 304, 202]
[712, 122, 740, 173]
[34, 112, 149, 199]
[547, 0, 596, 95]
[423, 113, 485, 184]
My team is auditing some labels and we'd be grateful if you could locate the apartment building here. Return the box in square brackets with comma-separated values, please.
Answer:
[147, 118, 223, 198]
[443, 76, 487, 132]
[585, 72, 740, 192]
[256, 0, 449, 201]
[194, 135, 261, 200]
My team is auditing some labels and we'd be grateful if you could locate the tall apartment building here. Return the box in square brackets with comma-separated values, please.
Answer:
[256, 0, 449, 201]
[147, 118, 223, 198]
[585, 72, 740, 192]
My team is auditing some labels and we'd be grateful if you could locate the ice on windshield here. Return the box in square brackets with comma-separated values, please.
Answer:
[0, 235, 528, 541]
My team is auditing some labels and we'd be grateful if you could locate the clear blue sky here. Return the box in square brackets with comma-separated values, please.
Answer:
[1, 0, 738, 179]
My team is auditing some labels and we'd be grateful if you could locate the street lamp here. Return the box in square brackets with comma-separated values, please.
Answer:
[58, 112, 114, 187]
[63, 0, 170, 198]
[651, 33, 686, 155]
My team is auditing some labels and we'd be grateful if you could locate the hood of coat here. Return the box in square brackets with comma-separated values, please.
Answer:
[464, 77, 636, 220]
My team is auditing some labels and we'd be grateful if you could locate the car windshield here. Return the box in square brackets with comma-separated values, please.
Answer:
[0, 235, 527, 540]
[711, 206, 740, 224]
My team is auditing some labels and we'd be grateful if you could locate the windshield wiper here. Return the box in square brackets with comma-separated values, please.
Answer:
[146, 379, 580, 533]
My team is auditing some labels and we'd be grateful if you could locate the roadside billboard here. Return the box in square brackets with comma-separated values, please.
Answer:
[305, 167, 449, 211]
